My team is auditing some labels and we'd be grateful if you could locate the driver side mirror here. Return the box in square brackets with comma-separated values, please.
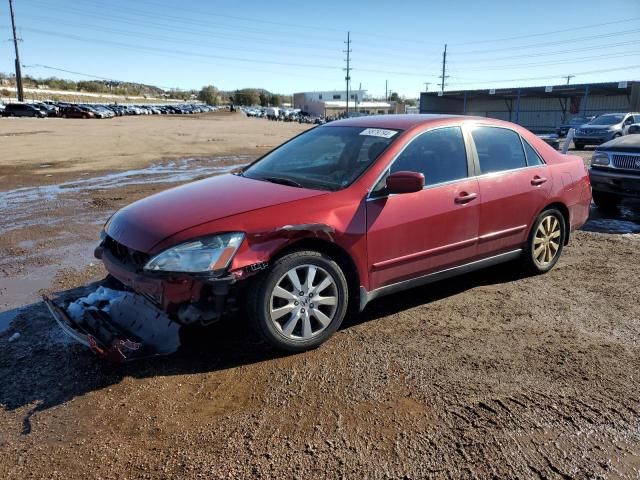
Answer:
[386, 171, 425, 194]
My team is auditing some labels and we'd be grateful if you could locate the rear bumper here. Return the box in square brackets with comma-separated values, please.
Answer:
[589, 168, 640, 198]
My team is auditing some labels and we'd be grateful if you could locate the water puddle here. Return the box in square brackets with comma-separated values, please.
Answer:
[0, 155, 250, 232]
[582, 201, 640, 234]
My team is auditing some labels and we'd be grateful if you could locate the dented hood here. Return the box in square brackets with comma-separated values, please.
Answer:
[106, 173, 328, 252]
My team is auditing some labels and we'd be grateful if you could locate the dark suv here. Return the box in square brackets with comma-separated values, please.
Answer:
[589, 134, 640, 208]
[1, 103, 47, 118]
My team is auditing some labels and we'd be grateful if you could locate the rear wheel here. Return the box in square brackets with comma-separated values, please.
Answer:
[522, 208, 566, 274]
[248, 250, 349, 352]
[593, 191, 622, 210]
[574, 141, 585, 150]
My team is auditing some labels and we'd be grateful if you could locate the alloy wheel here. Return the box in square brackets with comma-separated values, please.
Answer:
[269, 264, 338, 340]
[533, 215, 561, 267]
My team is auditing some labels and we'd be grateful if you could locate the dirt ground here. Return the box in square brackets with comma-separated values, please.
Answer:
[1, 113, 639, 479]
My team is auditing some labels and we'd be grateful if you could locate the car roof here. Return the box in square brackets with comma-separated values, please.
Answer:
[322, 113, 485, 130]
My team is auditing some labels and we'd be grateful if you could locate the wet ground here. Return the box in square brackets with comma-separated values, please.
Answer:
[1, 117, 639, 478]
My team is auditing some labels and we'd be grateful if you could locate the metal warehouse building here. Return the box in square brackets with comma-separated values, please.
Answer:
[420, 81, 640, 132]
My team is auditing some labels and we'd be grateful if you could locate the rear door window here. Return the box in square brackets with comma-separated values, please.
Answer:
[390, 126, 468, 186]
[522, 140, 545, 166]
[471, 126, 527, 174]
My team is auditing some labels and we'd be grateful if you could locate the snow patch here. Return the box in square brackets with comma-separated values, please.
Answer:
[66, 286, 126, 323]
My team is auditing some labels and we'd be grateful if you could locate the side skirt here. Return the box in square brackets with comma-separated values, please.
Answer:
[359, 249, 522, 311]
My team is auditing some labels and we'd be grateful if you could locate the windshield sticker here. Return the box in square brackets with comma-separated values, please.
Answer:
[359, 128, 397, 139]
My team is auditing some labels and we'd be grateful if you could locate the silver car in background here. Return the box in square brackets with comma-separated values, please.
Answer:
[574, 112, 640, 150]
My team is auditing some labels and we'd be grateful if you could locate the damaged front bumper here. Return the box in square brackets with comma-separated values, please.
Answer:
[43, 280, 182, 362]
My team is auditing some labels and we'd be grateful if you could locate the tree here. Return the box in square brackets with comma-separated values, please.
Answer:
[389, 92, 401, 102]
[258, 91, 269, 107]
[232, 88, 260, 106]
[269, 94, 283, 107]
[198, 85, 219, 105]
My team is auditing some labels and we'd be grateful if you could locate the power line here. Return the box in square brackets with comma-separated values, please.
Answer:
[448, 39, 640, 64]
[447, 64, 640, 86]
[5, 26, 446, 79]
[453, 27, 640, 56]
[450, 16, 640, 46]
[449, 51, 640, 72]
[27, 0, 443, 60]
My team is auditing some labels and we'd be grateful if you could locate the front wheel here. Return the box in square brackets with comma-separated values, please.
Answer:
[522, 209, 566, 274]
[248, 250, 349, 352]
[592, 191, 622, 210]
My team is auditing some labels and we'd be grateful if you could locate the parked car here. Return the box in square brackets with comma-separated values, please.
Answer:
[1, 103, 47, 118]
[574, 113, 640, 149]
[589, 134, 640, 209]
[536, 133, 560, 150]
[59, 105, 95, 119]
[33, 102, 59, 117]
[555, 116, 595, 137]
[46, 114, 591, 358]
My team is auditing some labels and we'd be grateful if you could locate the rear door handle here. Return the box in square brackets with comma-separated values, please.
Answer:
[531, 176, 548, 186]
[455, 192, 478, 204]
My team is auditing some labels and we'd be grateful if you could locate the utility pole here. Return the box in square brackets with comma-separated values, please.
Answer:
[9, 0, 24, 101]
[424, 82, 431, 92]
[385, 80, 388, 100]
[563, 75, 575, 85]
[343, 31, 352, 117]
[439, 44, 449, 94]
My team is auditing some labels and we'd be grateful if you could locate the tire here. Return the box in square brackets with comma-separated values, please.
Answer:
[522, 208, 566, 274]
[592, 190, 622, 210]
[248, 250, 349, 352]
[574, 141, 585, 150]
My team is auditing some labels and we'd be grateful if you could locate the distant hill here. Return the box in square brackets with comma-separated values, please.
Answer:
[0, 72, 195, 100]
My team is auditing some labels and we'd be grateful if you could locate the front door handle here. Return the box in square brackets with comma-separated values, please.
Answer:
[455, 192, 478, 204]
[531, 176, 548, 186]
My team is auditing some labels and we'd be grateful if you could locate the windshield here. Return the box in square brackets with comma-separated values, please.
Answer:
[589, 114, 624, 125]
[242, 126, 400, 191]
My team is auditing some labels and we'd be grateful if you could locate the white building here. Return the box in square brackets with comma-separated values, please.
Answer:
[293, 89, 398, 117]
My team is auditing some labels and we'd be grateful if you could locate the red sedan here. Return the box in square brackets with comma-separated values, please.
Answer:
[54, 115, 592, 356]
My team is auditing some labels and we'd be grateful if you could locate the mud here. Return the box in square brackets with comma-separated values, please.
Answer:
[1, 115, 639, 478]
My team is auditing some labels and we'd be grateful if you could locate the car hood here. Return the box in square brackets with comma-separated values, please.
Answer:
[597, 135, 640, 152]
[105, 173, 329, 252]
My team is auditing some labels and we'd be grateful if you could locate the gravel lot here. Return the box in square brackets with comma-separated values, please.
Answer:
[1, 114, 639, 479]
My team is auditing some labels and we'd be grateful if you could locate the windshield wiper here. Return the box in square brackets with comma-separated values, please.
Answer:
[262, 176, 304, 188]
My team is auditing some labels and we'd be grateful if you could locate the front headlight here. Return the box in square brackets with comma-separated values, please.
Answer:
[592, 152, 610, 166]
[144, 232, 244, 273]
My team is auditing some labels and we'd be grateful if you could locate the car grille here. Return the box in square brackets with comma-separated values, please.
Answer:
[612, 153, 640, 171]
[103, 235, 150, 268]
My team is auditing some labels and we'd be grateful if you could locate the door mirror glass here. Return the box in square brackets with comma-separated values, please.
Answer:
[386, 171, 425, 194]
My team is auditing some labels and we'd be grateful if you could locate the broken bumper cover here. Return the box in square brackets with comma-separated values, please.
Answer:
[43, 282, 182, 362]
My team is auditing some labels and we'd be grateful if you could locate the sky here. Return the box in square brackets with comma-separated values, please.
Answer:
[0, 0, 639, 98]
